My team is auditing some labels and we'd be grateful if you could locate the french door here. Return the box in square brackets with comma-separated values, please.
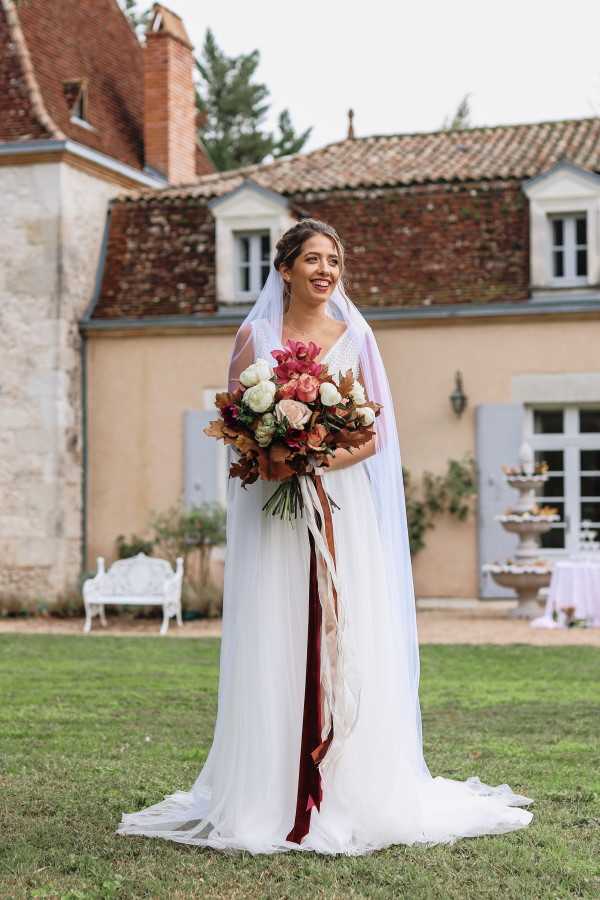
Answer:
[524, 406, 600, 556]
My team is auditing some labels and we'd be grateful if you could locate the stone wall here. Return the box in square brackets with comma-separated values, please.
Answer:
[0, 161, 120, 601]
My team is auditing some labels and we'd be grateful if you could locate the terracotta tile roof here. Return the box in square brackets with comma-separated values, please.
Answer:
[6, 0, 146, 168]
[0, 0, 213, 177]
[118, 115, 600, 200]
[0, 0, 56, 140]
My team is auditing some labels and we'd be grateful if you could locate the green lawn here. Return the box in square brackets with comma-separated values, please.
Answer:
[1, 636, 599, 900]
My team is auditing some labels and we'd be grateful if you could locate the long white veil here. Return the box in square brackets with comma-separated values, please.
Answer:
[227, 266, 430, 780]
[117, 266, 534, 853]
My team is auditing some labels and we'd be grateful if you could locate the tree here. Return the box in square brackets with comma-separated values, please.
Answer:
[272, 109, 312, 159]
[196, 29, 312, 170]
[442, 92, 473, 131]
[118, 0, 151, 36]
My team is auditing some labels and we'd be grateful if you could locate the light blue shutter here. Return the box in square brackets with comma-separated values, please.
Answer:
[475, 403, 524, 598]
[184, 410, 219, 507]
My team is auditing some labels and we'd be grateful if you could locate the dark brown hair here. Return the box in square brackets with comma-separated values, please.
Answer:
[273, 218, 346, 305]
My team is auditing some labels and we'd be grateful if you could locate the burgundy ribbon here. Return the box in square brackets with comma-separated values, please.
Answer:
[286, 477, 336, 845]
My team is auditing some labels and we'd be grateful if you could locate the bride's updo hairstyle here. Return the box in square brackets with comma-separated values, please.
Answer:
[273, 218, 347, 307]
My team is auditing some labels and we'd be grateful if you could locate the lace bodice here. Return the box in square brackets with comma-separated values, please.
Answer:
[321, 327, 360, 383]
[252, 319, 360, 382]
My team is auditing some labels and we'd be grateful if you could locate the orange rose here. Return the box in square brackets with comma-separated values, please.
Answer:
[307, 423, 327, 450]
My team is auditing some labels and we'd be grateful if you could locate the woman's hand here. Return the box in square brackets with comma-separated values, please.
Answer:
[319, 434, 377, 474]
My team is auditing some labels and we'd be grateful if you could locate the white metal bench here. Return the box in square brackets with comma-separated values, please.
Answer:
[83, 553, 184, 635]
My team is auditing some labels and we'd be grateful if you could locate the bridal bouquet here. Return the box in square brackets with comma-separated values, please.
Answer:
[204, 338, 381, 520]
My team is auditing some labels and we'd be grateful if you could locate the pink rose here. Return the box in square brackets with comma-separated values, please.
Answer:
[296, 374, 320, 403]
[275, 398, 312, 430]
[278, 374, 300, 399]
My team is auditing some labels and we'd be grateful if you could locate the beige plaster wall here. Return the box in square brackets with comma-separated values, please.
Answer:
[87, 315, 600, 596]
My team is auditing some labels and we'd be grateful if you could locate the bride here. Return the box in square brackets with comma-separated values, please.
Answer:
[118, 218, 533, 854]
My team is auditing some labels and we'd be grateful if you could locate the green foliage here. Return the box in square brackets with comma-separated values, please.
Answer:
[115, 533, 154, 559]
[150, 500, 226, 616]
[404, 453, 478, 555]
[196, 29, 312, 170]
[272, 109, 313, 159]
[442, 92, 473, 130]
[1, 636, 599, 899]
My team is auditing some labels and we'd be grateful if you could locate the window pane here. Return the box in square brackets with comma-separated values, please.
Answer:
[579, 409, 600, 433]
[552, 218, 564, 246]
[261, 233, 270, 261]
[581, 449, 600, 471]
[541, 526, 565, 549]
[552, 250, 564, 277]
[239, 236, 250, 262]
[533, 409, 564, 434]
[576, 249, 587, 276]
[581, 501, 600, 521]
[580, 475, 600, 496]
[535, 449, 564, 471]
[576, 216, 587, 245]
[240, 266, 250, 292]
[540, 476, 564, 498]
[260, 264, 269, 287]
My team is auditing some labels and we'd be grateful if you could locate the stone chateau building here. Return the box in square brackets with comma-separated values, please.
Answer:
[2, 0, 600, 602]
[0, 0, 212, 601]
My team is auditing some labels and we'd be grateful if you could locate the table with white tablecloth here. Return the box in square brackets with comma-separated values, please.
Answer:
[532, 558, 600, 628]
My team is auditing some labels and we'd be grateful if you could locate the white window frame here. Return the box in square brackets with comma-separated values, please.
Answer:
[548, 213, 588, 287]
[522, 404, 600, 556]
[234, 230, 271, 300]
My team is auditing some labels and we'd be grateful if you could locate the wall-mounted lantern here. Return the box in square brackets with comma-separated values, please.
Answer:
[449, 370, 468, 417]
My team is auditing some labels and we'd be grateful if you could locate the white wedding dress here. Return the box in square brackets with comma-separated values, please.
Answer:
[118, 325, 533, 855]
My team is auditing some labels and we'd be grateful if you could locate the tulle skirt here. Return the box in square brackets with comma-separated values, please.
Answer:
[118, 462, 533, 854]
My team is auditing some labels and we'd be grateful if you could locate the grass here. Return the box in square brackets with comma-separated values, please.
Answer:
[0, 636, 599, 899]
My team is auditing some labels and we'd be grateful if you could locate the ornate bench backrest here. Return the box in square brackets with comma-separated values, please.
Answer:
[97, 553, 175, 597]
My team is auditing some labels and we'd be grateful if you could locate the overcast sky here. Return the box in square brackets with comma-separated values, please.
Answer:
[163, 0, 600, 151]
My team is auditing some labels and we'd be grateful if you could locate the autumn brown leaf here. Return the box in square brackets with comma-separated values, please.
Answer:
[214, 392, 232, 410]
[204, 419, 225, 439]
[230, 455, 259, 486]
[337, 368, 355, 398]
[270, 443, 293, 464]
[336, 427, 374, 450]
[235, 433, 259, 454]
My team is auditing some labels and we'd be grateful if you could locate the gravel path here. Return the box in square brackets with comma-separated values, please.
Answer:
[2, 602, 599, 645]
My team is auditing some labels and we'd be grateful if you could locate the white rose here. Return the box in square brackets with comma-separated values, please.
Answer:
[319, 382, 342, 407]
[356, 406, 376, 426]
[350, 380, 366, 405]
[243, 379, 276, 413]
[239, 358, 273, 387]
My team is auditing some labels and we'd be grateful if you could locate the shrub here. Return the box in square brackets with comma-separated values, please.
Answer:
[403, 453, 477, 555]
[150, 501, 227, 617]
[116, 533, 155, 559]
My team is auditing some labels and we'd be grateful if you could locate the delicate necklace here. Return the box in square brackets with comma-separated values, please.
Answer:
[283, 316, 328, 340]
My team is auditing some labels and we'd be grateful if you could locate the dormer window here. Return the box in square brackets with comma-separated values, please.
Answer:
[63, 79, 94, 130]
[550, 213, 587, 285]
[522, 160, 600, 297]
[208, 179, 295, 305]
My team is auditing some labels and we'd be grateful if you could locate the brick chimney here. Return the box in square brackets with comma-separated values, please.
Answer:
[143, 4, 197, 185]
